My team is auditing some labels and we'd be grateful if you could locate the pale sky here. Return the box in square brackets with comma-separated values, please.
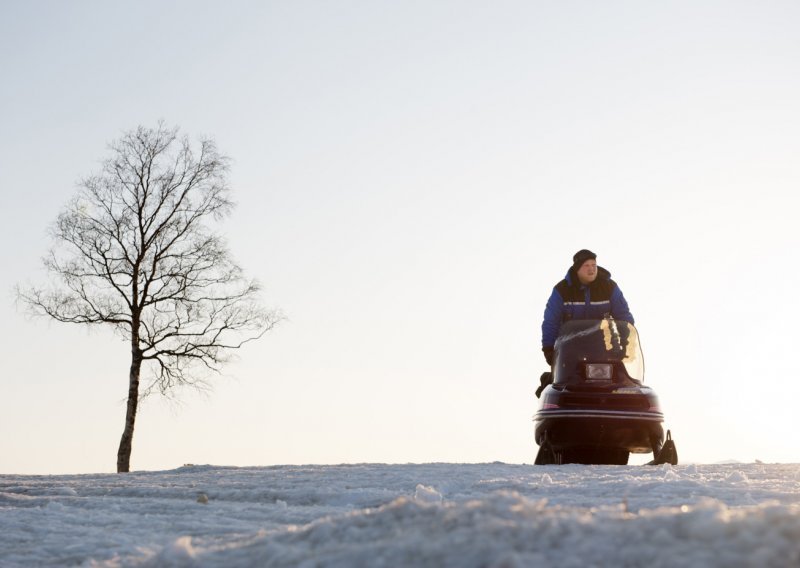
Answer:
[2, 1, 799, 474]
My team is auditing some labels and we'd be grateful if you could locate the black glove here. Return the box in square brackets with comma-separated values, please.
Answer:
[542, 346, 554, 366]
[535, 371, 554, 398]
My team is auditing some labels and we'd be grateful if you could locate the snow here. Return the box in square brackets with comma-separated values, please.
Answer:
[2, 463, 800, 567]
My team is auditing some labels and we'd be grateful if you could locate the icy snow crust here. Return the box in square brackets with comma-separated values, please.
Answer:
[2, 463, 800, 567]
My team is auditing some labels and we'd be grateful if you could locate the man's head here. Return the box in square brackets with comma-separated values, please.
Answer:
[572, 249, 597, 285]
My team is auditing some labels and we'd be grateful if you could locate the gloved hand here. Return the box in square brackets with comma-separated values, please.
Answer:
[535, 371, 553, 398]
[542, 346, 554, 366]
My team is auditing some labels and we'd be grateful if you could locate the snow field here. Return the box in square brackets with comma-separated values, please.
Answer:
[1, 463, 799, 567]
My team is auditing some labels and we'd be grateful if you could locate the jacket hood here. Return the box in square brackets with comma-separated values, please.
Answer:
[565, 265, 611, 287]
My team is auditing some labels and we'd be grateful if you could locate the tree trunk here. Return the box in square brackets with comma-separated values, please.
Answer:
[117, 344, 142, 473]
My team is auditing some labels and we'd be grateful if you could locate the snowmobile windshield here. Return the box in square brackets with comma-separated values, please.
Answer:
[553, 319, 644, 384]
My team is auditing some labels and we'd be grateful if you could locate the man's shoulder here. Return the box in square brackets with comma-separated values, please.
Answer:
[553, 278, 570, 295]
[594, 277, 617, 294]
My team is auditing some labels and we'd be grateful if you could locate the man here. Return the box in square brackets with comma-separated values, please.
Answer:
[541, 249, 634, 366]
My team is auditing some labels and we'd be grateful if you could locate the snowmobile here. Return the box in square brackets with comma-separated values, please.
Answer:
[533, 318, 677, 465]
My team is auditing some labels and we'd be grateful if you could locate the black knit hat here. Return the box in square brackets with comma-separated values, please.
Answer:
[572, 249, 597, 271]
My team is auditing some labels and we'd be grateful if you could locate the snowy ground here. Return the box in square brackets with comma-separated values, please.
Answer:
[2, 463, 800, 567]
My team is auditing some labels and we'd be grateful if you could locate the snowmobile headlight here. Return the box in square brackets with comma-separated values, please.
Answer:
[585, 363, 613, 381]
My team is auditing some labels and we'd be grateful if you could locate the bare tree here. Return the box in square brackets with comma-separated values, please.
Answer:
[17, 123, 280, 472]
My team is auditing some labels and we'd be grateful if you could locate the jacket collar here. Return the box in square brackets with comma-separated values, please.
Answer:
[565, 266, 611, 287]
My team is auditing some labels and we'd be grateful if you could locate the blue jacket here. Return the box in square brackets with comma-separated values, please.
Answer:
[541, 266, 634, 348]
